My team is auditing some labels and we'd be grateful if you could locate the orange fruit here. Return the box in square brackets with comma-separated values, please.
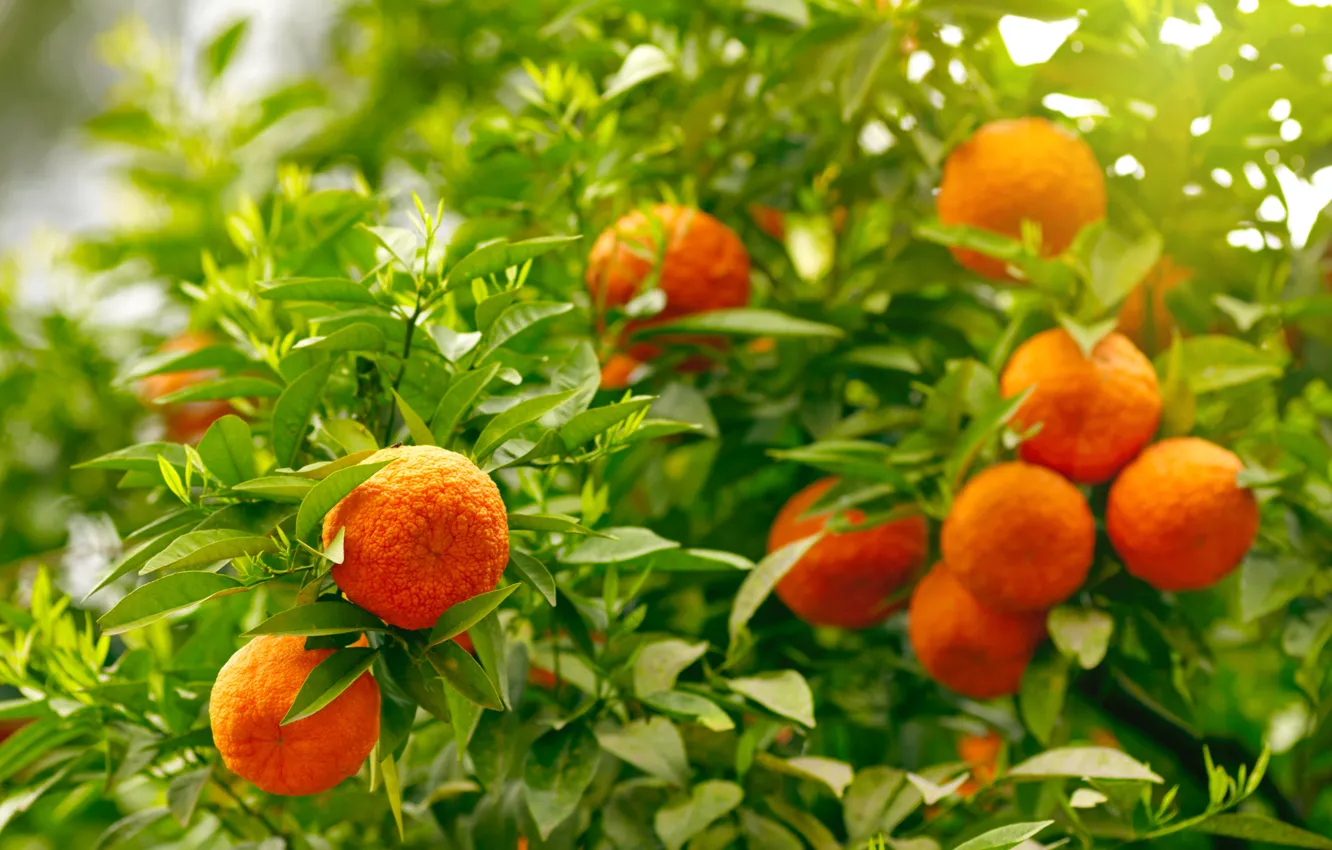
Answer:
[209, 635, 380, 796]
[1090, 727, 1122, 749]
[139, 330, 236, 444]
[1106, 437, 1259, 591]
[767, 478, 928, 629]
[941, 462, 1095, 612]
[1000, 329, 1162, 484]
[600, 353, 643, 390]
[1117, 256, 1192, 354]
[937, 117, 1106, 280]
[586, 205, 750, 362]
[749, 203, 787, 241]
[322, 445, 509, 631]
[955, 730, 1003, 795]
[908, 566, 1047, 699]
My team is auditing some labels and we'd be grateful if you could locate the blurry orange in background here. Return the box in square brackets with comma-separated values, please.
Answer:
[1117, 256, 1192, 354]
[138, 330, 236, 443]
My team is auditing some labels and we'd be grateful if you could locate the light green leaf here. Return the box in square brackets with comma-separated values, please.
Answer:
[295, 323, 387, 352]
[476, 301, 573, 360]
[905, 773, 968, 805]
[563, 527, 678, 564]
[634, 639, 708, 696]
[431, 363, 501, 445]
[728, 670, 815, 727]
[324, 418, 380, 454]
[230, 475, 315, 502]
[728, 534, 821, 641]
[196, 416, 256, 486]
[86, 530, 188, 600]
[1009, 747, 1163, 783]
[99, 572, 247, 635]
[472, 390, 578, 463]
[166, 766, 211, 827]
[1240, 553, 1315, 623]
[652, 548, 754, 572]
[291, 449, 379, 479]
[654, 780, 744, 850]
[952, 821, 1055, 850]
[1048, 607, 1115, 669]
[1160, 335, 1284, 394]
[604, 45, 674, 100]
[596, 717, 691, 786]
[258, 278, 380, 304]
[271, 361, 333, 469]
[641, 691, 735, 731]
[842, 22, 894, 120]
[282, 647, 379, 724]
[127, 345, 254, 381]
[1069, 788, 1107, 809]
[508, 513, 602, 536]
[1056, 314, 1119, 358]
[381, 753, 404, 840]
[842, 766, 907, 842]
[1020, 653, 1069, 746]
[76, 442, 188, 473]
[428, 585, 519, 646]
[391, 389, 435, 447]
[246, 601, 387, 636]
[294, 460, 393, 541]
[756, 753, 853, 798]
[636, 308, 842, 340]
[444, 235, 581, 291]
[140, 529, 277, 574]
[506, 550, 557, 606]
[1195, 813, 1332, 848]
[559, 397, 654, 450]
[1088, 228, 1162, 311]
[843, 346, 922, 373]
[745, 0, 808, 26]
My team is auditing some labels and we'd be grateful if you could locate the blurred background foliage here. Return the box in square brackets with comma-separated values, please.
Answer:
[1, 0, 1331, 847]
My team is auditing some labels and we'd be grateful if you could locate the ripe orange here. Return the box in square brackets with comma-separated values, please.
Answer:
[209, 635, 380, 796]
[1106, 437, 1259, 591]
[1000, 329, 1162, 484]
[586, 205, 750, 362]
[941, 462, 1095, 612]
[908, 566, 1047, 699]
[1117, 256, 1192, 354]
[767, 478, 929, 629]
[599, 353, 643, 390]
[139, 330, 236, 443]
[956, 730, 1003, 795]
[322, 445, 509, 630]
[937, 117, 1106, 280]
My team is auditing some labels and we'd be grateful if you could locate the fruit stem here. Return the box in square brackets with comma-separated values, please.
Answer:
[383, 292, 425, 445]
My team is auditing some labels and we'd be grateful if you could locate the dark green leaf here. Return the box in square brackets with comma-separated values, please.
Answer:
[247, 601, 387, 637]
[945, 387, 1031, 487]
[564, 527, 678, 564]
[85, 530, 185, 600]
[272, 361, 333, 469]
[506, 551, 557, 606]
[524, 724, 602, 839]
[282, 647, 379, 724]
[636, 308, 842, 340]
[203, 19, 248, 82]
[745, 0, 808, 26]
[99, 572, 247, 635]
[1195, 814, 1332, 848]
[324, 418, 381, 454]
[427, 641, 503, 710]
[428, 585, 519, 646]
[230, 475, 316, 502]
[126, 345, 254, 381]
[93, 806, 171, 850]
[472, 390, 579, 462]
[559, 397, 653, 450]
[842, 22, 893, 120]
[431, 363, 502, 445]
[729, 534, 821, 641]
[445, 682, 482, 764]
[294, 460, 393, 541]
[596, 717, 690, 786]
[476, 301, 573, 360]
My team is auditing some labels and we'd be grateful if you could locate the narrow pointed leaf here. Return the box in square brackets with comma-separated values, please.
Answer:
[230, 475, 315, 502]
[196, 416, 256, 486]
[559, 397, 654, 450]
[99, 573, 247, 635]
[506, 551, 556, 606]
[140, 529, 277, 574]
[472, 389, 578, 462]
[428, 585, 519, 646]
[391, 389, 435, 446]
[444, 235, 581, 291]
[427, 641, 503, 710]
[508, 513, 602, 536]
[729, 534, 821, 640]
[634, 308, 842, 340]
[155, 377, 283, 404]
[282, 647, 379, 724]
[166, 766, 211, 827]
[294, 460, 393, 541]
[295, 323, 387, 352]
[247, 601, 388, 636]
[475, 301, 573, 360]
[259, 278, 380, 304]
[77, 443, 188, 473]
[272, 361, 333, 468]
[431, 362, 501, 445]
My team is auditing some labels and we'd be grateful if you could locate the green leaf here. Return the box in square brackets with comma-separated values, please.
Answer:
[363, 225, 419, 269]
[166, 766, 211, 827]
[476, 301, 573, 360]
[294, 460, 393, 541]
[154, 376, 284, 404]
[259, 278, 380, 305]
[596, 717, 691, 786]
[559, 396, 654, 450]
[444, 235, 580, 291]
[756, 754, 853, 799]
[603, 45, 674, 100]
[324, 418, 381, 454]
[380, 752, 405, 840]
[230, 475, 315, 502]
[842, 346, 921, 373]
[652, 548, 754, 572]
[203, 19, 248, 82]
[472, 390, 578, 463]
[843, 766, 907, 842]
[427, 641, 503, 710]
[1020, 653, 1069, 746]
[246, 601, 387, 636]
[1158, 331, 1196, 436]
[431, 363, 501, 445]
[945, 387, 1031, 487]
[641, 691, 735, 732]
[468, 609, 510, 709]
[196, 416, 256, 486]
[952, 821, 1054, 850]
[728, 534, 821, 641]
[508, 513, 602, 536]
[1048, 606, 1115, 669]
[1057, 314, 1119, 358]
[636, 308, 842, 340]
[1160, 335, 1284, 394]
[126, 345, 254, 380]
[291, 449, 379, 479]
[140, 529, 277, 574]
[86, 531, 185, 600]
[428, 585, 519, 646]
[745, 0, 809, 26]
[1240, 552, 1315, 623]
[158, 455, 190, 504]
[93, 806, 171, 850]
[728, 670, 815, 727]
[634, 639, 708, 696]
[1008, 747, 1163, 783]
[77, 443, 188, 473]
[445, 682, 482, 764]
[391, 389, 435, 447]
[842, 22, 894, 120]
[506, 551, 557, 606]
[524, 724, 602, 839]
[564, 527, 678, 564]
[654, 780, 744, 850]
[1088, 228, 1162, 311]
[295, 323, 387, 352]
[281, 647, 379, 724]
[272, 361, 334, 469]
[99, 572, 247, 635]
[1195, 814, 1332, 848]
[475, 290, 517, 334]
